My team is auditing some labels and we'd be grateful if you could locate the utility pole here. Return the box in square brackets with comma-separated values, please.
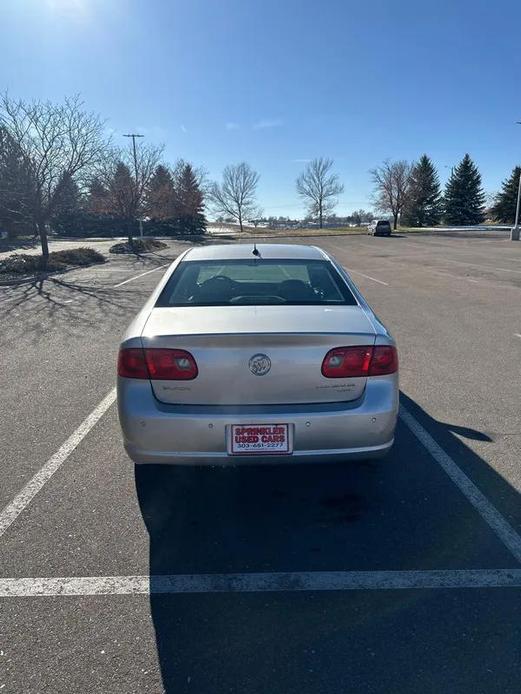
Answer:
[511, 170, 521, 241]
[511, 122, 521, 241]
[123, 133, 144, 238]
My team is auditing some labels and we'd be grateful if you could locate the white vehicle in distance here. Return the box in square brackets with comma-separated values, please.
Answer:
[117, 244, 399, 465]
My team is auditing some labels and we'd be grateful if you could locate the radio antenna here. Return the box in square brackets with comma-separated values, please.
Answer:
[252, 219, 260, 256]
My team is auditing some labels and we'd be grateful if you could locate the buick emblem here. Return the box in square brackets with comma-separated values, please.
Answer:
[249, 353, 271, 376]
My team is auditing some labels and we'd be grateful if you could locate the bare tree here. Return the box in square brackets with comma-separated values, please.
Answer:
[0, 93, 108, 258]
[247, 207, 264, 227]
[208, 162, 259, 232]
[98, 140, 163, 245]
[370, 159, 412, 230]
[296, 157, 344, 228]
[351, 208, 372, 226]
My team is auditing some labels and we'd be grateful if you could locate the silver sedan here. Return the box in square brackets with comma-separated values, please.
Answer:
[117, 244, 399, 465]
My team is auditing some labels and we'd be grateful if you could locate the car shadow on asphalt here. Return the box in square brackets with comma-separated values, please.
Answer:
[134, 393, 521, 694]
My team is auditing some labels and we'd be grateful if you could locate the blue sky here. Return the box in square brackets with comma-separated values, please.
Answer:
[1, 0, 521, 217]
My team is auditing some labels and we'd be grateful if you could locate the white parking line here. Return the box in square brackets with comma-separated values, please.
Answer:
[113, 264, 170, 288]
[1, 395, 519, 564]
[0, 388, 116, 539]
[400, 405, 521, 563]
[0, 569, 520, 597]
[344, 268, 389, 286]
[515, 333, 521, 339]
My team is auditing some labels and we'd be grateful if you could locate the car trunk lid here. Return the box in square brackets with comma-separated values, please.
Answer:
[141, 305, 376, 405]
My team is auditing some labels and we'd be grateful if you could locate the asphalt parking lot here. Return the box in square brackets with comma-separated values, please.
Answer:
[1, 232, 520, 693]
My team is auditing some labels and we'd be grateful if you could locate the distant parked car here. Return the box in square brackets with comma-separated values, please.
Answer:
[368, 220, 392, 237]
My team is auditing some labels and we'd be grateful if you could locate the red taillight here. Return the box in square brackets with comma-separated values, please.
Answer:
[118, 348, 148, 379]
[321, 345, 397, 378]
[144, 348, 198, 380]
[368, 345, 398, 376]
[321, 346, 373, 378]
[118, 348, 198, 380]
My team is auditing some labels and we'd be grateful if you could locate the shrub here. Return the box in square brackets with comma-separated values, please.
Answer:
[0, 248, 105, 275]
[109, 238, 168, 254]
[49, 248, 106, 266]
[51, 211, 207, 239]
[53, 211, 129, 238]
[143, 215, 206, 237]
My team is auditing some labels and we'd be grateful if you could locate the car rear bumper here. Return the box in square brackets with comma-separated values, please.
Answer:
[117, 375, 399, 465]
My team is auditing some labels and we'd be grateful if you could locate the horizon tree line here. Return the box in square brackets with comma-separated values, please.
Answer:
[371, 154, 520, 229]
[2, 93, 520, 260]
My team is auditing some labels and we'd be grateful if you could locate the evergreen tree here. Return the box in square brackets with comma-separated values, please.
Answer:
[0, 126, 36, 237]
[50, 173, 82, 234]
[145, 165, 176, 219]
[86, 177, 110, 215]
[401, 154, 442, 227]
[106, 162, 137, 244]
[108, 163, 135, 217]
[52, 173, 81, 217]
[174, 162, 206, 234]
[490, 166, 521, 224]
[443, 154, 485, 225]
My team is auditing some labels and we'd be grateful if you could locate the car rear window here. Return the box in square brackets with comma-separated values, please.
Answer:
[156, 259, 358, 307]
[377, 220, 390, 227]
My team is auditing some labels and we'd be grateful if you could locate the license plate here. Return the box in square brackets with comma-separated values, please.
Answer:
[229, 424, 292, 455]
